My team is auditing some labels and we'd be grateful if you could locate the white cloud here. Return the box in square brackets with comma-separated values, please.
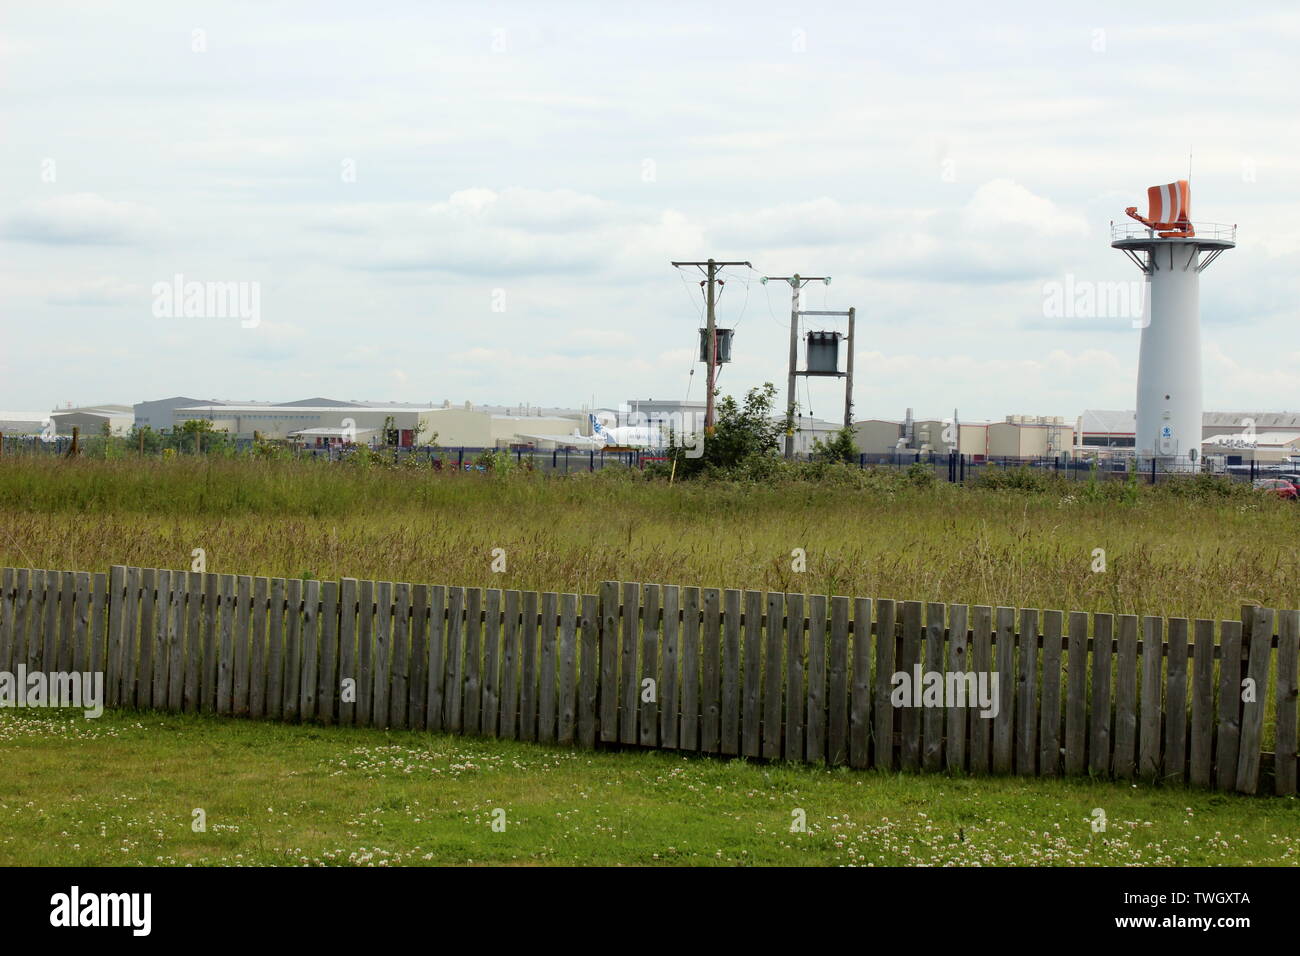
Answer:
[4, 193, 163, 246]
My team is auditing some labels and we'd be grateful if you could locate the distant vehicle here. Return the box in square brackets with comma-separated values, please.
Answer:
[1252, 478, 1297, 499]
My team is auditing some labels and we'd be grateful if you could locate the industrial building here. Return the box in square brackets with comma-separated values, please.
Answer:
[1076, 409, 1300, 463]
[0, 411, 50, 436]
[163, 399, 587, 449]
[853, 412, 1073, 460]
[50, 404, 134, 437]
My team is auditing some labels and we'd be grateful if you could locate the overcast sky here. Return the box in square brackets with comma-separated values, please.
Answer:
[3, 1, 1298, 421]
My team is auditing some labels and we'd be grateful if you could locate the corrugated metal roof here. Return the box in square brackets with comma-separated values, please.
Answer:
[1079, 409, 1137, 433]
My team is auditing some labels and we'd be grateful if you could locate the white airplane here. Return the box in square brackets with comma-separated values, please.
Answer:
[590, 414, 664, 449]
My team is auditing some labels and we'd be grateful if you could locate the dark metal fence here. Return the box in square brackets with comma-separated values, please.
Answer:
[1, 433, 1285, 484]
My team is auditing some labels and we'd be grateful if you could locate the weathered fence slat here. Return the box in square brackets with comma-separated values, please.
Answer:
[72, 572, 92, 677]
[481, 588, 501, 738]
[248, 576, 268, 719]
[337, 578, 357, 726]
[874, 600, 899, 771]
[299, 580, 321, 721]
[319, 580, 340, 726]
[215, 572, 233, 716]
[1065, 611, 1090, 775]
[14, 570, 32, 686]
[828, 595, 850, 767]
[105, 567, 125, 707]
[281, 577, 301, 722]
[161, 572, 182, 712]
[701, 587, 722, 754]
[182, 572, 202, 713]
[425, 585, 447, 733]
[850, 598, 874, 770]
[1016, 608, 1038, 776]
[0, 568, 15, 674]
[619, 582, 640, 746]
[922, 602, 945, 773]
[1087, 613, 1113, 776]
[1139, 616, 1163, 781]
[409, 585, 429, 731]
[579, 593, 599, 748]
[518, 588, 537, 742]
[660, 586, 681, 751]
[90, 572, 109, 690]
[898, 601, 923, 771]
[498, 589, 519, 739]
[558, 593, 578, 746]
[1236, 608, 1273, 794]
[232, 573, 251, 717]
[761, 590, 783, 760]
[740, 589, 762, 758]
[1189, 618, 1215, 788]
[680, 587, 701, 752]
[991, 606, 1016, 775]
[805, 594, 828, 765]
[638, 585, 660, 748]
[1277, 610, 1299, 797]
[1038, 610, 1062, 776]
[598, 582, 619, 744]
[538, 590, 558, 743]
[784, 592, 806, 762]
[57, 570, 76, 675]
[462, 587, 482, 735]
[1113, 614, 1139, 779]
[1164, 618, 1189, 784]
[945, 604, 969, 774]
[267, 578, 285, 721]
[443, 586, 465, 734]
[720, 588, 741, 756]
[355, 580, 374, 728]
[1215, 620, 1243, 791]
[135, 568, 155, 710]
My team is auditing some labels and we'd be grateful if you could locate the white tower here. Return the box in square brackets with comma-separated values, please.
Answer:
[1112, 180, 1234, 470]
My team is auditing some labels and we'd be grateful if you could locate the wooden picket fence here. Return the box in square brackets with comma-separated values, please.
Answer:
[1, 565, 1296, 796]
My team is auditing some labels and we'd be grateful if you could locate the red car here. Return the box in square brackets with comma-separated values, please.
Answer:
[1253, 478, 1298, 499]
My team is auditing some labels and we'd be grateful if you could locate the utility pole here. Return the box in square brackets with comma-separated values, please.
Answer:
[844, 307, 855, 429]
[671, 258, 751, 431]
[762, 274, 829, 457]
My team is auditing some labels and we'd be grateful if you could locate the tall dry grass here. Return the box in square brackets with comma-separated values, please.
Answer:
[0, 456, 1295, 620]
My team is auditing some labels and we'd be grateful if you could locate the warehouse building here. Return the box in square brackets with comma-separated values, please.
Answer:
[853, 412, 1070, 460]
[1202, 431, 1300, 464]
[0, 411, 52, 436]
[1077, 410, 1300, 460]
[169, 399, 585, 449]
[50, 404, 134, 436]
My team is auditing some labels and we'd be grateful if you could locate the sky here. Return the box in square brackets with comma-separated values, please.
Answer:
[3, 1, 1299, 422]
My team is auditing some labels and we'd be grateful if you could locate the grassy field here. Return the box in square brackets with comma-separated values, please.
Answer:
[0, 456, 1296, 620]
[1, 707, 1296, 867]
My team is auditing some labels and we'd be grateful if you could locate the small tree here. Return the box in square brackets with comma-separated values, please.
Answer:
[811, 426, 857, 464]
[669, 383, 784, 478]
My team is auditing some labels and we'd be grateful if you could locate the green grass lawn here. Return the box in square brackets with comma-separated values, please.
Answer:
[2, 708, 1296, 866]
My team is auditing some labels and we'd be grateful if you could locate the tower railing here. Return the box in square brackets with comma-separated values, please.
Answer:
[1110, 221, 1236, 242]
